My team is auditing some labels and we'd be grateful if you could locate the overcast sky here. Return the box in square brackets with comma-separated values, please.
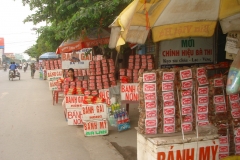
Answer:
[0, 0, 44, 55]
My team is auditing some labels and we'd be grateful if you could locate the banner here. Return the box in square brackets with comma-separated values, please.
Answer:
[82, 103, 107, 120]
[67, 109, 83, 125]
[83, 119, 108, 136]
[61, 48, 92, 69]
[65, 95, 84, 109]
[159, 37, 214, 67]
[121, 83, 139, 101]
[48, 79, 58, 90]
[47, 69, 63, 80]
[99, 89, 116, 106]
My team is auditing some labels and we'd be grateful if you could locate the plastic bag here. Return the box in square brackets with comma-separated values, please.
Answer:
[226, 50, 240, 95]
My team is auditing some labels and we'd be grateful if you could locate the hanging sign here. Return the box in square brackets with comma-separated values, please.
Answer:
[61, 48, 92, 69]
[99, 89, 116, 106]
[65, 95, 84, 109]
[47, 69, 63, 80]
[159, 37, 214, 67]
[82, 103, 107, 120]
[225, 32, 240, 54]
[83, 119, 108, 136]
[121, 83, 139, 101]
[67, 109, 83, 125]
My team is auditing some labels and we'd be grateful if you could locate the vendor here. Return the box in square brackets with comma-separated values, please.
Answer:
[65, 68, 77, 82]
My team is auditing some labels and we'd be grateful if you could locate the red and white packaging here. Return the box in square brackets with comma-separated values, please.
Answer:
[181, 79, 193, 89]
[181, 90, 192, 97]
[163, 124, 175, 133]
[198, 121, 209, 126]
[146, 109, 157, 119]
[162, 81, 174, 91]
[145, 127, 157, 135]
[197, 113, 208, 121]
[143, 83, 156, 93]
[219, 153, 229, 159]
[219, 145, 229, 153]
[235, 136, 240, 144]
[163, 100, 175, 108]
[214, 95, 225, 104]
[230, 101, 240, 110]
[219, 136, 229, 145]
[179, 69, 192, 80]
[197, 76, 209, 86]
[143, 73, 156, 82]
[162, 72, 175, 81]
[163, 107, 175, 116]
[182, 123, 192, 132]
[215, 103, 227, 113]
[198, 96, 209, 105]
[197, 105, 208, 113]
[182, 114, 193, 123]
[162, 91, 174, 101]
[214, 78, 224, 87]
[198, 86, 209, 95]
[236, 144, 240, 153]
[182, 106, 192, 115]
[235, 128, 240, 136]
[196, 67, 206, 77]
[232, 110, 240, 119]
[181, 96, 192, 106]
[144, 92, 157, 101]
[229, 94, 240, 102]
[145, 101, 157, 110]
[163, 116, 175, 125]
[145, 119, 157, 128]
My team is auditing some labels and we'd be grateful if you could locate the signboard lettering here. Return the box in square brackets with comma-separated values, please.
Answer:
[121, 83, 139, 101]
[65, 95, 84, 108]
[82, 104, 107, 120]
[67, 109, 83, 125]
[83, 119, 108, 136]
[47, 69, 63, 80]
[99, 89, 116, 106]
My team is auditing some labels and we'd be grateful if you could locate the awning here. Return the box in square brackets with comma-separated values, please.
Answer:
[109, 0, 240, 48]
[39, 52, 59, 59]
[56, 28, 110, 54]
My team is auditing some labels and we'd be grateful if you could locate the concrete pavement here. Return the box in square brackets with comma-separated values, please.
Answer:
[0, 69, 124, 160]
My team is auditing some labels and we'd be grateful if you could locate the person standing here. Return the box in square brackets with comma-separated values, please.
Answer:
[30, 63, 36, 79]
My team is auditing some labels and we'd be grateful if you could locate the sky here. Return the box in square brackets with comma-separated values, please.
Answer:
[0, 0, 44, 58]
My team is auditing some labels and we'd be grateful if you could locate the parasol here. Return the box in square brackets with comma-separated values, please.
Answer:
[39, 52, 59, 59]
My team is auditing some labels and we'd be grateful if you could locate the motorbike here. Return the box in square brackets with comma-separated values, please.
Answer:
[9, 69, 20, 81]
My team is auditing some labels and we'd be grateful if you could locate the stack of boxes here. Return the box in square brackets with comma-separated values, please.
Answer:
[43, 60, 61, 70]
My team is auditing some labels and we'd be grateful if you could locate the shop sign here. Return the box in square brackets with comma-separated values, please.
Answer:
[83, 119, 108, 136]
[67, 109, 83, 125]
[82, 103, 107, 120]
[159, 37, 214, 67]
[48, 79, 58, 90]
[47, 69, 63, 80]
[65, 95, 84, 108]
[121, 83, 139, 101]
[61, 48, 92, 69]
[99, 89, 116, 106]
[157, 140, 219, 160]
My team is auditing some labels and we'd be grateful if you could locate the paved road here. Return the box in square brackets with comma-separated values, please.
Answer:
[0, 69, 123, 160]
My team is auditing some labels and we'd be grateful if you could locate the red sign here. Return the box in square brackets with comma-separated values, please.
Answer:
[162, 72, 175, 81]
[183, 114, 193, 123]
[197, 105, 208, 113]
[121, 83, 139, 101]
[143, 73, 156, 82]
[219, 136, 228, 144]
[145, 119, 157, 127]
[145, 127, 157, 134]
[162, 91, 174, 101]
[215, 103, 226, 113]
[230, 101, 240, 110]
[164, 116, 175, 125]
[143, 83, 156, 92]
[235, 128, 240, 136]
[197, 113, 208, 121]
[145, 101, 157, 110]
[214, 78, 224, 87]
[162, 81, 174, 91]
[181, 79, 193, 89]
[182, 106, 192, 115]
[180, 69, 192, 80]
[182, 123, 192, 132]
[214, 95, 225, 104]
[229, 94, 240, 102]
[181, 90, 192, 97]
[181, 96, 192, 106]
[232, 110, 240, 118]
[163, 124, 175, 133]
[198, 86, 209, 95]
[197, 67, 206, 77]
[198, 96, 209, 105]
[146, 109, 157, 119]
[163, 100, 175, 108]
[235, 137, 240, 144]
[144, 92, 157, 101]
[164, 107, 175, 116]
[197, 76, 209, 86]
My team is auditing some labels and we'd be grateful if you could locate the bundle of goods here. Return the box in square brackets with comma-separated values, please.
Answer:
[83, 95, 105, 104]
[108, 103, 130, 131]
[63, 78, 85, 95]
[119, 54, 154, 83]
[43, 59, 61, 70]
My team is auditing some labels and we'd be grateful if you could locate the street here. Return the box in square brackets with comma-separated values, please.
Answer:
[0, 69, 123, 160]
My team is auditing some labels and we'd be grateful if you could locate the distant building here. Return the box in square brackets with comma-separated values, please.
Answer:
[4, 53, 15, 59]
[0, 38, 4, 65]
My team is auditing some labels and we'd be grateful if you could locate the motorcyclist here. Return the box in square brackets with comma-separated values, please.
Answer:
[3, 63, 7, 71]
[9, 62, 17, 75]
